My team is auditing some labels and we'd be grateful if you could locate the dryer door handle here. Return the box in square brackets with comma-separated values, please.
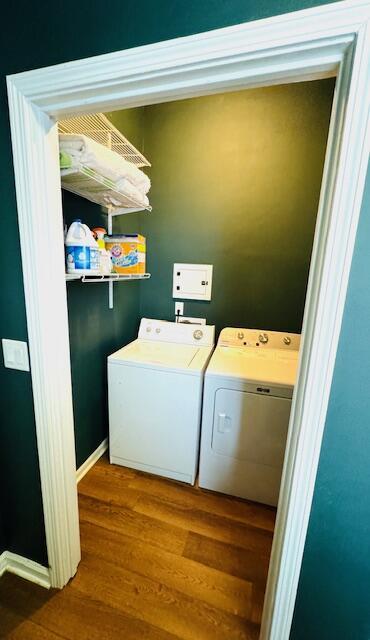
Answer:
[217, 412, 231, 433]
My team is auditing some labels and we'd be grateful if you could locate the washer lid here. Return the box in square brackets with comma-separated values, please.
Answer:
[108, 339, 213, 374]
[206, 346, 299, 388]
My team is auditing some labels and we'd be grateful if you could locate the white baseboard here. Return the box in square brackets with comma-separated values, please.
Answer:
[76, 438, 108, 483]
[0, 550, 50, 588]
[0, 551, 7, 578]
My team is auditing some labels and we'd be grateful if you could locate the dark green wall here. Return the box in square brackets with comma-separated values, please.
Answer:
[140, 80, 334, 333]
[0, 82, 47, 562]
[5, 7, 370, 639]
[0, 442, 8, 554]
[0, 523, 5, 555]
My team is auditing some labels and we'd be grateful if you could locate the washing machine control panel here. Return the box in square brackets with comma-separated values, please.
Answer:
[218, 327, 301, 351]
[138, 318, 215, 347]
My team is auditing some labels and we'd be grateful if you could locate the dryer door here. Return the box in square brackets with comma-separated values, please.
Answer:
[211, 388, 291, 468]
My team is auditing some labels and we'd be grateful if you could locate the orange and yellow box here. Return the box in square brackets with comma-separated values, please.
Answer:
[105, 234, 146, 275]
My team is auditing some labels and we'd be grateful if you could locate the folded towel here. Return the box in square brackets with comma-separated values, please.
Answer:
[102, 190, 149, 208]
[109, 178, 149, 207]
[59, 150, 73, 169]
[59, 134, 151, 195]
[61, 166, 149, 208]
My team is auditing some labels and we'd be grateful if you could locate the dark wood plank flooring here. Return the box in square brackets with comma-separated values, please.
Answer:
[0, 456, 275, 639]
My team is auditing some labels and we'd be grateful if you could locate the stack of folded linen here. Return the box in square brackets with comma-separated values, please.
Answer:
[59, 134, 150, 207]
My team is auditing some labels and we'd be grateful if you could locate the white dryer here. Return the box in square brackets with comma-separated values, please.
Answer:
[108, 318, 215, 484]
[199, 327, 300, 506]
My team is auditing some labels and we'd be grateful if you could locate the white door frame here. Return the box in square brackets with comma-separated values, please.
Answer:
[6, 2, 370, 638]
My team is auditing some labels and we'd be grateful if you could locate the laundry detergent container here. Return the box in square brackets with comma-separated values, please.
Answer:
[65, 219, 100, 275]
[105, 234, 146, 274]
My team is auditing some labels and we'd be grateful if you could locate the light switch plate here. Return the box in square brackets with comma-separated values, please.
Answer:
[2, 339, 30, 372]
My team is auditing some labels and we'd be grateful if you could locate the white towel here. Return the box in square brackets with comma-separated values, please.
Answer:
[59, 134, 151, 195]
[115, 178, 149, 205]
[103, 192, 150, 208]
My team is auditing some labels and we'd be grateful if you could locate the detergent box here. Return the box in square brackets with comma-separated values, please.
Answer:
[105, 234, 146, 275]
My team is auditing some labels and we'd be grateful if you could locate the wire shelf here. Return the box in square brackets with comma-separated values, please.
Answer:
[66, 273, 151, 282]
[58, 113, 151, 168]
[65, 271, 151, 308]
[61, 164, 152, 213]
[65, 273, 81, 281]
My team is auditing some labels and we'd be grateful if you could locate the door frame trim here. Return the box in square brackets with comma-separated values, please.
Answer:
[6, 2, 370, 637]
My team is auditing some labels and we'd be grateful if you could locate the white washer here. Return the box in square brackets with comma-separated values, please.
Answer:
[108, 318, 215, 484]
[199, 327, 300, 506]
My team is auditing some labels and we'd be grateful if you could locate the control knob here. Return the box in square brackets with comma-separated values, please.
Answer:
[193, 329, 203, 341]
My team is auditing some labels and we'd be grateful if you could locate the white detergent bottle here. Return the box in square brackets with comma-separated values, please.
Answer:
[65, 219, 100, 275]
[83, 223, 100, 274]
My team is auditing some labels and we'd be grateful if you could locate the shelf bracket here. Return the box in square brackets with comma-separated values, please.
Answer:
[107, 210, 113, 309]
[109, 280, 114, 309]
[107, 210, 113, 235]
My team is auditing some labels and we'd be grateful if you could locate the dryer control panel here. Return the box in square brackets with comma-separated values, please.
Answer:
[218, 327, 301, 351]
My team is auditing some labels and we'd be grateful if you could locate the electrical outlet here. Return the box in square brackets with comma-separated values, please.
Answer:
[175, 302, 184, 316]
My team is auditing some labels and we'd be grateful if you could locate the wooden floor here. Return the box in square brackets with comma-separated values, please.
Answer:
[0, 456, 275, 639]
